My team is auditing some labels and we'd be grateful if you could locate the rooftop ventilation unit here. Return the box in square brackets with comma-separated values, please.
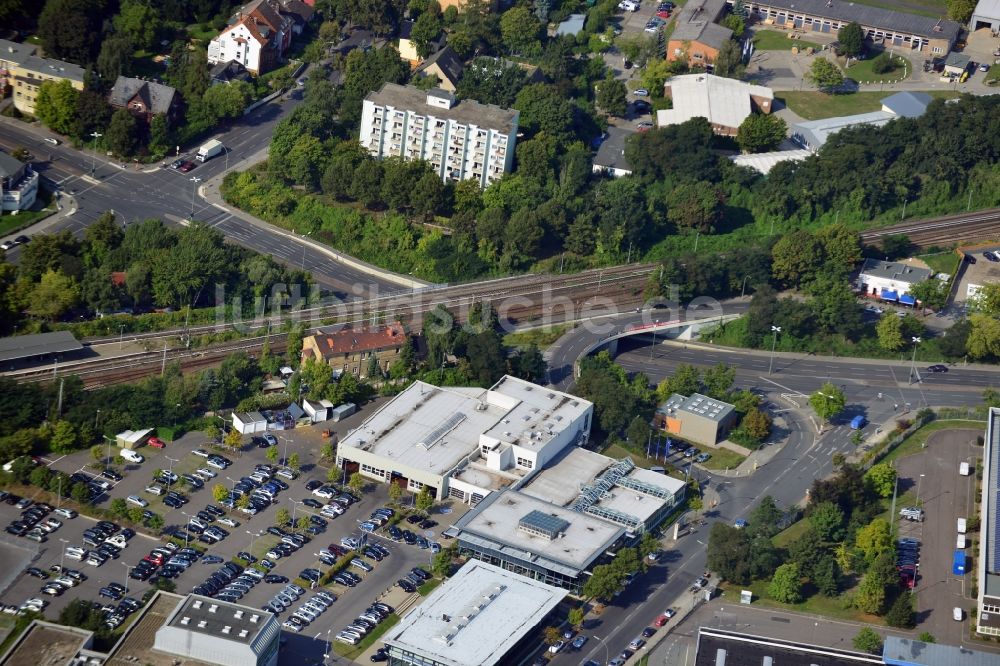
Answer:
[197, 620, 207, 628]
[239, 629, 249, 638]
[193, 600, 203, 609]
[250, 614, 260, 623]
[222, 626, 231, 635]
[234, 610, 244, 619]
[180, 617, 190, 625]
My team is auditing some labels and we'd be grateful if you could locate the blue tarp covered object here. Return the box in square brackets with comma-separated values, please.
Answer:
[880, 289, 898, 301]
[899, 294, 915, 305]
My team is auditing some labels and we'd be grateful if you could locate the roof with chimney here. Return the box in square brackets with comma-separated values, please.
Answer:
[305, 322, 406, 359]
[109, 77, 179, 115]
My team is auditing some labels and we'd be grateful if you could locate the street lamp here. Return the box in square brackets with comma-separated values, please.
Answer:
[226, 475, 238, 501]
[118, 324, 126, 350]
[740, 275, 751, 299]
[165, 456, 179, 485]
[909, 336, 922, 384]
[246, 529, 261, 558]
[300, 231, 313, 271]
[181, 511, 193, 548]
[104, 435, 115, 467]
[289, 498, 303, 528]
[122, 562, 132, 595]
[189, 176, 202, 219]
[280, 436, 291, 468]
[59, 537, 69, 572]
[768, 325, 782, 375]
[916, 473, 926, 506]
[90, 132, 103, 176]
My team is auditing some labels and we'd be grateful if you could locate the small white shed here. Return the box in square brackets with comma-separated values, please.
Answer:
[116, 428, 153, 450]
[303, 399, 335, 423]
[233, 411, 267, 434]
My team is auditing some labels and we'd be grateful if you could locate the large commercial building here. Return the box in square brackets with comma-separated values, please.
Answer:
[740, 0, 961, 54]
[153, 594, 280, 666]
[447, 488, 626, 592]
[653, 393, 738, 447]
[519, 447, 687, 536]
[359, 84, 519, 188]
[383, 560, 565, 666]
[971, 0, 1000, 32]
[657, 74, 774, 137]
[336, 375, 592, 502]
[976, 407, 1000, 636]
[694, 628, 882, 666]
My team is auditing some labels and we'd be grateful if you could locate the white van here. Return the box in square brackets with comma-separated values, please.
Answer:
[619, 0, 639, 10]
[957, 534, 967, 549]
[65, 546, 86, 561]
[121, 449, 144, 463]
[958, 517, 967, 534]
[960, 462, 971, 476]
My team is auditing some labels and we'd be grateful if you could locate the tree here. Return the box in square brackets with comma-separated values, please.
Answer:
[202, 81, 253, 122]
[106, 108, 138, 157]
[810, 382, 845, 424]
[967, 314, 1000, 360]
[410, 10, 442, 58]
[748, 496, 783, 538]
[837, 22, 865, 57]
[415, 486, 434, 512]
[707, 523, 752, 584]
[266, 445, 279, 463]
[667, 181, 724, 233]
[852, 627, 882, 654]
[626, 416, 651, 449]
[29, 465, 50, 488]
[296, 516, 310, 531]
[114, 0, 161, 50]
[657, 364, 701, 400]
[224, 428, 242, 451]
[287, 453, 300, 472]
[38, 0, 104, 64]
[35, 79, 80, 135]
[568, 607, 585, 629]
[908, 279, 949, 311]
[349, 472, 365, 494]
[28, 270, 79, 319]
[767, 562, 803, 603]
[737, 114, 787, 154]
[884, 590, 916, 628]
[500, 6, 541, 55]
[918, 632, 936, 643]
[275, 507, 290, 526]
[805, 58, 844, 92]
[947, 0, 977, 22]
[582, 563, 624, 601]
[865, 463, 896, 498]
[596, 76, 628, 117]
[702, 363, 735, 399]
[975, 283, 1000, 317]
[855, 572, 887, 614]
[808, 501, 846, 542]
[48, 420, 78, 453]
[388, 482, 404, 505]
[109, 497, 129, 518]
[855, 518, 893, 565]
[97, 35, 134, 82]
[740, 408, 772, 444]
[713, 39, 744, 79]
[771, 231, 823, 284]
[212, 484, 229, 502]
[876, 313, 905, 351]
[722, 13, 745, 36]
[71, 482, 91, 503]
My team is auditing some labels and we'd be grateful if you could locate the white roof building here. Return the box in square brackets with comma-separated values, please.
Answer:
[153, 594, 280, 666]
[729, 149, 812, 174]
[657, 74, 774, 136]
[336, 376, 593, 502]
[384, 560, 566, 666]
[972, 0, 1000, 32]
[116, 428, 154, 449]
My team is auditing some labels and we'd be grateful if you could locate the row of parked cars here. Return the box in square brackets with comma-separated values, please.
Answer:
[279, 588, 336, 633]
[3, 496, 67, 543]
[335, 601, 394, 646]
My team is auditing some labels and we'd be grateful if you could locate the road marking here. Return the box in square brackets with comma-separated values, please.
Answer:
[212, 203, 230, 213]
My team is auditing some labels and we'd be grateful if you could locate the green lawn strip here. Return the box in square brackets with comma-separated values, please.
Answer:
[0, 190, 56, 236]
[418, 578, 442, 596]
[186, 23, 219, 43]
[916, 251, 960, 276]
[772, 517, 810, 549]
[752, 30, 821, 51]
[699, 448, 746, 471]
[986, 64, 1000, 85]
[777, 90, 960, 120]
[720, 580, 885, 624]
[845, 55, 910, 83]
[333, 613, 399, 659]
[503, 325, 570, 350]
[878, 420, 984, 467]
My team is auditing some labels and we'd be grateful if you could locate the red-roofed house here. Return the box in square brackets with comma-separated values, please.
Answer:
[301, 322, 407, 378]
[207, 0, 297, 75]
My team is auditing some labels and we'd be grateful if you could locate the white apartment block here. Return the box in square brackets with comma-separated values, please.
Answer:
[359, 83, 519, 188]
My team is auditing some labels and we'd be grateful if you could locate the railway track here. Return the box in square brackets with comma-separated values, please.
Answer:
[8, 265, 654, 388]
[860, 209, 1000, 248]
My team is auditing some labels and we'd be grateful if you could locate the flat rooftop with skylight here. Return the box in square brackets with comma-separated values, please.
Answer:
[383, 560, 566, 666]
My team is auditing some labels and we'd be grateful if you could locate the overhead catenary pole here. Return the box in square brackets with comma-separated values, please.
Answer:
[768, 326, 781, 375]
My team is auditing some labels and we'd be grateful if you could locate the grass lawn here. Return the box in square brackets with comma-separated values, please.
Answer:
[333, 613, 399, 659]
[879, 419, 985, 467]
[846, 55, 910, 83]
[418, 578, 442, 595]
[752, 30, 821, 51]
[503, 325, 570, 350]
[917, 251, 960, 276]
[778, 90, 960, 120]
[772, 516, 810, 549]
[987, 64, 1000, 86]
[186, 23, 219, 43]
[722, 580, 885, 624]
[0, 189, 56, 237]
[700, 448, 746, 471]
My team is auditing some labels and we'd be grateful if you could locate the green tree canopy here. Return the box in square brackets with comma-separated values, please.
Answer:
[808, 501, 846, 542]
[853, 627, 883, 654]
[767, 562, 803, 603]
[865, 462, 897, 498]
[806, 58, 845, 92]
[737, 113, 787, 154]
[809, 382, 845, 424]
[35, 79, 80, 136]
[106, 108, 139, 157]
[500, 6, 541, 55]
[837, 22, 865, 56]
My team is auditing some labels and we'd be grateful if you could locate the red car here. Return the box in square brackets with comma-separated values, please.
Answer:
[177, 161, 196, 173]
[657, 9, 671, 18]
[147, 437, 166, 449]
[654, 614, 669, 627]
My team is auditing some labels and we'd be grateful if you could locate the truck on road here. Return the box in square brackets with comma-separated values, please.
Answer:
[196, 139, 224, 162]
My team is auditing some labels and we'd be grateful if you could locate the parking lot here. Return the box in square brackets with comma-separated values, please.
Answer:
[896, 426, 981, 645]
[953, 245, 1000, 308]
[0, 402, 470, 652]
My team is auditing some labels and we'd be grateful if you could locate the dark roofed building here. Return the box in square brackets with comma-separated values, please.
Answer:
[331, 29, 375, 56]
[743, 0, 960, 55]
[592, 126, 634, 178]
[109, 76, 181, 124]
[0, 331, 82, 365]
[210, 59, 251, 85]
[667, 0, 732, 66]
[415, 46, 465, 92]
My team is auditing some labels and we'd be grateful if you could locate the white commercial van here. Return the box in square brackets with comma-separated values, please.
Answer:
[958, 517, 967, 534]
[121, 448, 144, 463]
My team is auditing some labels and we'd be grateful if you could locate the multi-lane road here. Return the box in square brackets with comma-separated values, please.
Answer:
[0, 89, 401, 296]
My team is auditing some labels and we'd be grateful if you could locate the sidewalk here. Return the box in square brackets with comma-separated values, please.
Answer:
[197, 147, 430, 290]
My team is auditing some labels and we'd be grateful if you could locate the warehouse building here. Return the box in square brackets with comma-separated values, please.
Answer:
[653, 393, 738, 447]
[971, 0, 1000, 32]
[976, 407, 1000, 636]
[657, 74, 774, 137]
[446, 488, 625, 593]
[153, 594, 280, 666]
[337, 375, 593, 502]
[383, 560, 565, 666]
[519, 447, 687, 536]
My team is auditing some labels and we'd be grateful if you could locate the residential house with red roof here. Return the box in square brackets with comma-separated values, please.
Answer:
[300, 322, 407, 378]
[207, 0, 299, 75]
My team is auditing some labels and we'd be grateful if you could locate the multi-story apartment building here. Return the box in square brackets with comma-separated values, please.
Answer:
[9, 54, 84, 116]
[359, 83, 519, 188]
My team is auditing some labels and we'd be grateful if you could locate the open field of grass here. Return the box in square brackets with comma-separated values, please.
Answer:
[700, 448, 746, 471]
[778, 90, 960, 120]
[917, 251, 960, 276]
[846, 54, 910, 83]
[720, 580, 885, 623]
[753, 30, 821, 51]
[503, 324, 570, 350]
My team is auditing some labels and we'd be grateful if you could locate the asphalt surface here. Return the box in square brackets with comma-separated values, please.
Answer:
[0, 88, 401, 297]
